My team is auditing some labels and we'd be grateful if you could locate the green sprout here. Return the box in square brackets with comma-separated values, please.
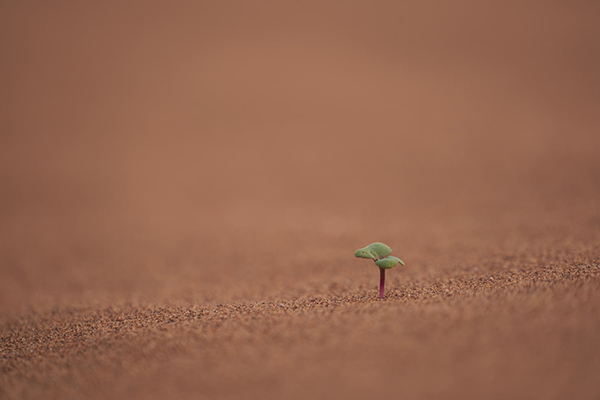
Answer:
[354, 242, 405, 299]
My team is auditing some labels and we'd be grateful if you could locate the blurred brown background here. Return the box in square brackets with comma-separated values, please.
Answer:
[2, 0, 599, 307]
[1, 1, 599, 399]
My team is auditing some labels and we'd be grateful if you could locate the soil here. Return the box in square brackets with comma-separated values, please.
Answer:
[1, 2, 600, 399]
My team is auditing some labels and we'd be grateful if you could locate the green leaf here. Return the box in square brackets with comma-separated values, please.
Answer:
[365, 242, 392, 259]
[375, 256, 404, 269]
[355, 242, 393, 260]
[354, 248, 377, 260]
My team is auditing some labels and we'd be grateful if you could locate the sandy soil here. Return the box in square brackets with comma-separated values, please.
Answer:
[1, 1, 600, 399]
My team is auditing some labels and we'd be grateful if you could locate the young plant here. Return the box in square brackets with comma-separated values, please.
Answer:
[354, 242, 405, 299]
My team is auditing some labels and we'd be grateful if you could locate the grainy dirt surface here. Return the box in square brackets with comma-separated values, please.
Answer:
[1, 1, 600, 399]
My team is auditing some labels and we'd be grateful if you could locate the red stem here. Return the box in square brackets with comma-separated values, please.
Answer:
[379, 267, 385, 298]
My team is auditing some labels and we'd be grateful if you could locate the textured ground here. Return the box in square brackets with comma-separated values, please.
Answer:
[1, 1, 600, 399]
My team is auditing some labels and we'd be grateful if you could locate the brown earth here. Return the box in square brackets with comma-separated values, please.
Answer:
[1, 1, 600, 399]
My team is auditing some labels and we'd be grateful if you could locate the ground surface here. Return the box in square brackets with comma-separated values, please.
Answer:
[1, 2, 600, 399]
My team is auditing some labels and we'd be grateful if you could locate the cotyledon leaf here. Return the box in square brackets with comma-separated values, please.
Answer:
[354, 242, 393, 260]
[354, 248, 377, 260]
[365, 242, 392, 259]
[375, 256, 405, 269]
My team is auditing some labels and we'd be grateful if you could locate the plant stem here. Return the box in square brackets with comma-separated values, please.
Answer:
[379, 267, 385, 299]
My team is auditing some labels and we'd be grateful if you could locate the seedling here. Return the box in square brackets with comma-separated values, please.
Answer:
[354, 242, 405, 298]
